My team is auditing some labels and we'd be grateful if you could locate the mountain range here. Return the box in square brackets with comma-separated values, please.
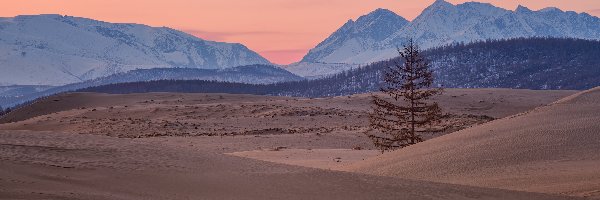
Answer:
[71, 38, 599, 100]
[288, 0, 600, 77]
[285, 38, 600, 97]
[1, 0, 599, 94]
[0, 14, 271, 86]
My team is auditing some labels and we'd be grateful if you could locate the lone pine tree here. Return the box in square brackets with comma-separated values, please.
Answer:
[366, 39, 444, 152]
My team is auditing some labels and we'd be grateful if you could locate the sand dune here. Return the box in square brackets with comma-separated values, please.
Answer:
[0, 89, 585, 199]
[0, 89, 574, 139]
[2, 130, 581, 200]
[344, 87, 600, 198]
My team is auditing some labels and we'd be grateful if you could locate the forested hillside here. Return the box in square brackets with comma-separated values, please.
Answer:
[78, 38, 599, 97]
[282, 37, 600, 96]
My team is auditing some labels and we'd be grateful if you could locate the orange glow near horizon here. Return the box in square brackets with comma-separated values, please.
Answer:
[2, 0, 599, 65]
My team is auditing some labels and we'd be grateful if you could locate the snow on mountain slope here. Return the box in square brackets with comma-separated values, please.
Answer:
[383, 1, 510, 49]
[394, 1, 600, 51]
[283, 62, 360, 79]
[301, 8, 408, 64]
[293, 0, 600, 77]
[91, 64, 303, 85]
[0, 14, 271, 86]
[287, 9, 407, 77]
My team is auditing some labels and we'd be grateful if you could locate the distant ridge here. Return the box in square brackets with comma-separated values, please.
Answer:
[292, 0, 600, 77]
[0, 14, 271, 86]
[16, 38, 595, 104]
[283, 38, 600, 96]
[0, 64, 302, 107]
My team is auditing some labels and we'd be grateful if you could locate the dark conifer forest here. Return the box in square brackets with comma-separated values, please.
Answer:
[80, 38, 600, 97]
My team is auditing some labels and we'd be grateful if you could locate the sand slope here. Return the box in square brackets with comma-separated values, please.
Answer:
[1, 130, 581, 200]
[0, 89, 585, 199]
[345, 87, 600, 198]
[227, 148, 381, 170]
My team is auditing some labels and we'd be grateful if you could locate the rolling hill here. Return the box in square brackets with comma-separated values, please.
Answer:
[0, 64, 302, 108]
[344, 86, 600, 197]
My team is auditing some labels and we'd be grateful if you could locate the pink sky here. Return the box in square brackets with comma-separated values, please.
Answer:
[2, 0, 599, 64]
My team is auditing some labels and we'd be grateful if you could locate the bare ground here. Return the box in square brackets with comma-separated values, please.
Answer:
[344, 87, 600, 198]
[0, 88, 584, 199]
[0, 131, 579, 200]
[0, 89, 574, 139]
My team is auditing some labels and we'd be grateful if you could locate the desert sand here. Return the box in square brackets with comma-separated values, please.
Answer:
[0, 88, 587, 199]
[1, 130, 578, 200]
[344, 87, 600, 198]
[0, 89, 574, 138]
[227, 148, 381, 170]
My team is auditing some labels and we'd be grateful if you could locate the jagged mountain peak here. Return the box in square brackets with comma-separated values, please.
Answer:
[516, 5, 533, 13]
[419, 0, 509, 19]
[354, 8, 401, 26]
[354, 8, 407, 32]
[457, 1, 505, 13]
[424, 0, 454, 11]
[299, 8, 408, 63]
[361, 8, 399, 19]
[293, 1, 600, 77]
[383, 0, 509, 49]
[335, 8, 407, 32]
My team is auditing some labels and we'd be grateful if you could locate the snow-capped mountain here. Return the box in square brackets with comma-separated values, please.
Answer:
[292, 0, 600, 77]
[282, 38, 600, 97]
[285, 9, 407, 78]
[301, 8, 408, 64]
[385, 1, 600, 50]
[383, 1, 509, 50]
[0, 14, 271, 86]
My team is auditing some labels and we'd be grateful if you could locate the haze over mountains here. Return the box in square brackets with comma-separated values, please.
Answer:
[288, 0, 600, 76]
[0, 14, 271, 86]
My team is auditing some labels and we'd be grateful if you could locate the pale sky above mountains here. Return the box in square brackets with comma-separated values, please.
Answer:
[2, 0, 599, 64]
